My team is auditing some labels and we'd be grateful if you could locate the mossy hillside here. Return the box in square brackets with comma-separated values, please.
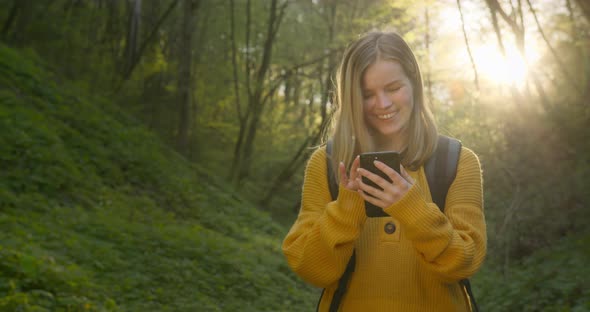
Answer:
[0, 45, 316, 311]
[3, 43, 588, 312]
[474, 235, 590, 311]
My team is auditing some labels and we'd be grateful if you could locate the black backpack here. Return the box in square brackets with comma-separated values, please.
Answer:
[321, 135, 479, 312]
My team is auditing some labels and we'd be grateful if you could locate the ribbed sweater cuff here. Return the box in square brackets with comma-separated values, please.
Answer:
[329, 185, 366, 228]
[384, 184, 439, 227]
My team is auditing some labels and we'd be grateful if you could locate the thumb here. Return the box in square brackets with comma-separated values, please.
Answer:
[338, 161, 348, 185]
[400, 164, 415, 184]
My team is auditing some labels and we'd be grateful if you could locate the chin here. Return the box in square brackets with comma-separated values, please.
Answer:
[380, 127, 402, 137]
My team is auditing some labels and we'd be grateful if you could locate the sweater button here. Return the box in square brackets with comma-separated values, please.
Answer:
[384, 222, 396, 234]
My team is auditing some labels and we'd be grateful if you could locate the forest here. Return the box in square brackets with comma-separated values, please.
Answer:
[0, 0, 589, 311]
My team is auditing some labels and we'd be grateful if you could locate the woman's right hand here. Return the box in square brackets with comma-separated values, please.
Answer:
[338, 155, 361, 191]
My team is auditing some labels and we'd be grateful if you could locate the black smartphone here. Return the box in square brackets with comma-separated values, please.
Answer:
[359, 151, 400, 217]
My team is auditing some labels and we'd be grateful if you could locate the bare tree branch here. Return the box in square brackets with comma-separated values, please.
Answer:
[457, 0, 480, 91]
[525, 0, 582, 93]
[484, 0, 526, 104]
[229, 0, 244, 122]
[573, 0, 590, 22]
[245, 0, 252, 99]
[260, 47, 343, 104]
[485, 0, 522, 37]
[115, 0, 179, 92]
[424, 8, 434, 109]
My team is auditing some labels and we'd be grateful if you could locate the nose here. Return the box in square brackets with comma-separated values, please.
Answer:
[375, 92, 392, 109]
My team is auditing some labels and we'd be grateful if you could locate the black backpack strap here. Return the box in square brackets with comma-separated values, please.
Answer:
[461, 279, 479, 312]
[329, 251, 356, 312]
[424, 135, 461, 211]
[326, 140, 339, 200]
[320, 140, 356, 312]
[425, 136, 479, 312]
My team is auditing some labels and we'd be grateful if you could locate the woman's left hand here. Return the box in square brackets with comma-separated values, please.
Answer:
[356, 161, 415, 209]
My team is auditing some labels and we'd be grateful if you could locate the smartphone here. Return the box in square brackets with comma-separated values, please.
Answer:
[359, 151, 400, 217]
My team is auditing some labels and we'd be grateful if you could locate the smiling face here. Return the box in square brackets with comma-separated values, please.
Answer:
[361, 59, 414, 150]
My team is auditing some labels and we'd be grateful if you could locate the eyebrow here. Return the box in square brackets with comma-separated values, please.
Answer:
[384, 80, 402, 87]
[362, 80, 402, 92]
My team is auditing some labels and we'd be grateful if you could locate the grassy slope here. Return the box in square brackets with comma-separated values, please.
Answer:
[1, 44, 589, 312]
[474, 235, 590, 312]
[0, 45, 317, 311]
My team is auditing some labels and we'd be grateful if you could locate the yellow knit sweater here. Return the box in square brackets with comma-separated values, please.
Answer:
[282, 146, 486, 311]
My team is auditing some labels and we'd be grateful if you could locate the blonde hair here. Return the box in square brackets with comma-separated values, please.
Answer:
[327, 31, 438, 180]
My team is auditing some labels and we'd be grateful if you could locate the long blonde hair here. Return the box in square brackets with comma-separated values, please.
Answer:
[327, 31, 438, 180]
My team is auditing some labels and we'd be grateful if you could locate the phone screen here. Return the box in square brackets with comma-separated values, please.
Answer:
[359, 151, 400, 217]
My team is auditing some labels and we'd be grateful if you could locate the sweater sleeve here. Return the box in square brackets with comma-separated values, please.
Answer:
[282, 147, 367, 288]
[384, 147, 486, 282]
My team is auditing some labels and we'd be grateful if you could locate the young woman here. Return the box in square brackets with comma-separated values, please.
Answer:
[282, 32, 486, 311]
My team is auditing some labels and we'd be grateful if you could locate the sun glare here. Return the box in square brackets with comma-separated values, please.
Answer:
[436, 1, 542, 88]
[471, 42, 540, 88]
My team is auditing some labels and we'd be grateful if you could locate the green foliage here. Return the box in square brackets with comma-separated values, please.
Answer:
[0, 244, 116, 312]
[0, 44, 316, 311]
[2, 0, 589, 310]
[474, 234, 590, 312]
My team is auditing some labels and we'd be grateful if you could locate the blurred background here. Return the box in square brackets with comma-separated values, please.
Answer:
[0, 0, 588, 311]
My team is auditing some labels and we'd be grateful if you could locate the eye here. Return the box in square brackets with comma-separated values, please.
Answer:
[386, 86, 402, 93]
[362, 92, 374, 100]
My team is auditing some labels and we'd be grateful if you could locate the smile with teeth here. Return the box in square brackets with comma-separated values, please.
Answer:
[377, 111, 397, 119]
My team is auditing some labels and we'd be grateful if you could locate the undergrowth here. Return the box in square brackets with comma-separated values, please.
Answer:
[0, 44, 316, 311]
[1, 43, 587, 311]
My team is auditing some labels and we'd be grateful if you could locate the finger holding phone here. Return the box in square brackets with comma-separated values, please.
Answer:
[357, 154, 415, 209]
[338, 155, 361, 191]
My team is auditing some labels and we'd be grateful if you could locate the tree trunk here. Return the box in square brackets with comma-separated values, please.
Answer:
[238, 91, 265, 181]
[259, 134, 315, 208]
[115, 0, 179, 91]
[1, 0, 20, 38]
[177, 0, 200, 155]
[259, 1, 339, 207]
[10, 0, 32, 44]
[228, 0, 249, 183]
[526, 0, 581, 93]
[122, 0, 141, 77]
[573, 0, 590, 22]
[230, 0, 288, 187]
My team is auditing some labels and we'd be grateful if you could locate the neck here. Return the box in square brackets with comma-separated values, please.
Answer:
[375, 133, 407, 152]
